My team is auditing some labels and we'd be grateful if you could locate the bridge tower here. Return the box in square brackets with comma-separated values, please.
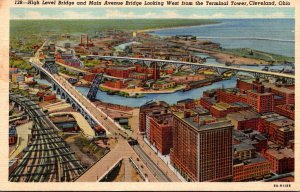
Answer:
[87, 73, 103, 101]
[43, 57, 58, 74]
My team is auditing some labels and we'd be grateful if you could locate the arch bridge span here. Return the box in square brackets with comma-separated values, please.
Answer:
[87, 55, 294, 84]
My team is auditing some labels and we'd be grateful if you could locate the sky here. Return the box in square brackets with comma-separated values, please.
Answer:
[10, 7, 294, 20]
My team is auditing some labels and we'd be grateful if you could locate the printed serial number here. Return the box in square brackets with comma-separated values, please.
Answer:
[274, 184, 291, 187]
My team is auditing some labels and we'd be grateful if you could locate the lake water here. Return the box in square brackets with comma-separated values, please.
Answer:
[150, 19, 295, 57]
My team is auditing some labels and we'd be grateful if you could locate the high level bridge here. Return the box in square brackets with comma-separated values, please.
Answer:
[86, 55, 295, 84]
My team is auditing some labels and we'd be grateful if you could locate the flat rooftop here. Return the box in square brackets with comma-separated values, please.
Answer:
[227, 110, 260, 121]
[234, 142, 255, 152]
[266, 148, 294, 159]
[175, 112, 232, 131]
[234, 153, 268, 165]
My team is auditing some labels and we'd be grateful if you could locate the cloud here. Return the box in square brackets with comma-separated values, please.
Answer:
[10, 9, 291, 20]
[63, 11, 98, 19]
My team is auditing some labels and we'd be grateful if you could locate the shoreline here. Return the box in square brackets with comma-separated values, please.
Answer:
[137, 22, 221, 33]
[99, 84, 186, 95]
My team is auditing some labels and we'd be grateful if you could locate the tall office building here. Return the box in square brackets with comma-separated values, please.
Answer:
[171, 112, 233, 182]
[139, 101, 169, 134]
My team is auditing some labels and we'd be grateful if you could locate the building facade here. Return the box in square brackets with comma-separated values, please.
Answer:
[171, 112, 233, 182]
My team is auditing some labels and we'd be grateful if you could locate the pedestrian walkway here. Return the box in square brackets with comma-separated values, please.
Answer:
[124, 158, 132, 182]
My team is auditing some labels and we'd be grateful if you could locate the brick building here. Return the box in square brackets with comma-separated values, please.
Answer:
[171, 112, 233, 182]
[177, 99, 196, 110]
[104, 80, 127, 89]
[105, 66, 135, 78]
[209, 102, 250, 118]
[263, 148, 294, 174]
[263, 82, 295, 105]
[274, 104, 295, 120]
[259, 113, 294, 146]
[237, 79, 295, 105]
[83, 73, 96, 82]
[216, 89, 248, 104]
[200, 97, 217, 110]
[129, 72, 153, 80]
[139, 101, 169, 134]
[226, 110, 260, 130]
[233, 130, 268, 153]
[246, 90, 274, 113]
[233, 154, 271, 181]
[149, 114, 173, 155]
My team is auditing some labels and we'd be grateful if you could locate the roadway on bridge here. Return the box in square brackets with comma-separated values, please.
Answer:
[75, 139, 157, 182]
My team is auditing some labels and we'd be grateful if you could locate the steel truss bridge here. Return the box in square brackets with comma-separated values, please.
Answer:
[9, 93, 85, 182]
[86, 55, 295, 84]
[30, 58, 110, 133]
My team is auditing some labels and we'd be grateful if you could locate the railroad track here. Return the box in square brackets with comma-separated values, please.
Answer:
[9, 93, 85, 182]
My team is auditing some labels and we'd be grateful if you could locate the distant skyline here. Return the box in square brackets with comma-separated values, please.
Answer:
[11, 7, 294, 20]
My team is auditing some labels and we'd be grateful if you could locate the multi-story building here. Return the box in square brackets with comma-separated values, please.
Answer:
[216, 88, 248, 104]
[237, 79, 295, 105]
[149, 114, 173, 155]
[263, 82, 295, 105]
[246, 90, 274, 113]
[233, 130, 268, 153]
[209, 102, 250, 118]
[139, 101, 169, 134]
[233, 153, 271, 181]
[171, 112, 233, 182]
[200, 97, 217, 110]
[275, 126, 294, 146]
[263, 148, 294, 174]
[105, 66, 135, 78]
[83, 73, 96, 82]
[274, 104, 295, 120]
[226, 110, 260, 130]
[259, 113, 294, 145]
[177, 98, 196, 110]
[104, 80, 127, 89]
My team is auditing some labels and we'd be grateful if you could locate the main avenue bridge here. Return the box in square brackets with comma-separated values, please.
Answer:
[86, 55, 295, 85]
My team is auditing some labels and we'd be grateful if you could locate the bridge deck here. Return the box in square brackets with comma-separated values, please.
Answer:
[88, 55, 294, 79]
[75, 140, 157, 182]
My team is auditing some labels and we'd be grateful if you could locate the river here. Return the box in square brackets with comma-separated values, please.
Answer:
[75, 79, 237, 107]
